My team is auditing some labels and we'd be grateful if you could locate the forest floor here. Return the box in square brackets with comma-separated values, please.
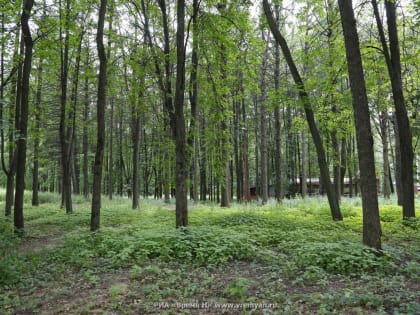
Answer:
[0, 193, 419, 314]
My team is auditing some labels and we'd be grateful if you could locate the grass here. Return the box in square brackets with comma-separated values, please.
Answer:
[0, 193, 419, 314]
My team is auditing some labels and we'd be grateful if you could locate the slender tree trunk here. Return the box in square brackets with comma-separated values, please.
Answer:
[59, 0, 73, 214]
[131, 71, 142, 209]
[200, 113, 207, 201]
[274, 39, 283, 202]
[274, 5, 282, 202]
[106, 11, 113, 200]
[393, 114, 403, 204]
[2, 27, 20, 216]
[188, 0, 200, 202]
[338, 0, 381, 249]
[219, 45, 230, 208]
[340, 138, 347, 196]
[91, 0, 107, 231]
[260, 31, 269, 204]
[380, 111, 391, 198]
[174, 0, 188, 227]
[69, 30, 84, 196]
[264, 0, 342, 220]
[131, 112, 140, 209]
[242, 103, 250, 202]
[108, 98, 114, 199]
[301, 132, 308, 198]
[332, 130, 341, 198]
[14, 0, 34, 232]
[82, 51, 90, 198]
[32, 59, 43, 206]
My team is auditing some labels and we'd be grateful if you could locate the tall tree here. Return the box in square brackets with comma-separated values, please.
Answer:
[188, 0, 200, 202]
[174, 0, 188, 227]
[260, 30, 269, 205]
[91, 0, 107, 231]
[14, 0, 34, 232]
[273, 3, 282, 202]
[338, 0, 381, 249]
[263, 0, 342, 220]
[59, 0, 73, 214]
[1, 15, 19, 216]
[372, 0, 415, 218]
[32, 58, 43, 206]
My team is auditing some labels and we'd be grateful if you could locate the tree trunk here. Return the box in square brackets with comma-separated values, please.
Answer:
[131, 112, 140, 209]
[69, 30, 84, 196]
[373, 0, 415, 217]
[332, 130, 341, 198]
[301, 132, 308, 198]
[91, 0, 107, 231]
[263, 0, 342, 220]
[393, 114, 403, 204]
[340, 138, 347, 196]
[188, 0, 200, 202]
[4, 30, 22, 216]
[260, 31, 269, 204]
[59, 0, 73, 214]
[273, 5, 282, 202]
[131, 77, 141, 209]
[380, 111, 391, 198]
[174, 0, 188, 227]
[82, 51, 90, 198]
[14, 0, 34, 232]
[242, 100, 250, 202]
[200, 113, 207, 201]
[32, 59, 43, 206]
[338, 0, 381, 249]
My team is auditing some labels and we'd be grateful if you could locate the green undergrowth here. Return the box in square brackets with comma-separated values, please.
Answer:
[0, 194, 419, 314]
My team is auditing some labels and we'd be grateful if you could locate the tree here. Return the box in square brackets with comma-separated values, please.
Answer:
[59, 0, 73, 214]
[338, 0, 381, 249]
[174, 0, 187, 227]
[14, 0, 34, 233]
[263, 0, 342, 221]
[372, 0, 415, 218]
[32, 58, 43, 206]
[273, 3, 282, 202]
[91, 0, 107, 231]
[260, 30, 269, 205]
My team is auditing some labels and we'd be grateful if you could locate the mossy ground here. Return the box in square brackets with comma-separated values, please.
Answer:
[0, 192, 419, 314]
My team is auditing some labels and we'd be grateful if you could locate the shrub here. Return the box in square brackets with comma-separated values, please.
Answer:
[293, 240, 395, 275]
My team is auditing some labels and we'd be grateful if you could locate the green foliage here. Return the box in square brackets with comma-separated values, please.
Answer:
[293, 241, 394, 275]
[59, 225, 256, 267]
[0, 221, 22, 285]
[223, 277, 251, 302]
[0, 195, 418, 314]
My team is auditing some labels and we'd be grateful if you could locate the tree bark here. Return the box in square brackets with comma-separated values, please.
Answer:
[59, 0, 73, 214]
[393, 114, 403, 204]
[2, 27, 21, 216]
[32, 60, 43, 206]
[338, 0, 381, 249]
[174, 0, 188, 227]
[91, 0, 107, 231]
[380, 111, 391, 198]
[301, 132, 308, 198]
[274, 5, 282, 202]
[82, 48, 90, 198]
[263, 0, 342, 220]
[260, 31, 269, 204]
[14, 0, 34, 233]
[188, 0, 200, 202]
